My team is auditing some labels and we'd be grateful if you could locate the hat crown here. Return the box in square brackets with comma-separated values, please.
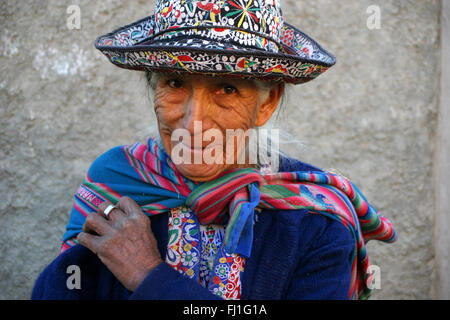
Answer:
[153, 0, 284, 43]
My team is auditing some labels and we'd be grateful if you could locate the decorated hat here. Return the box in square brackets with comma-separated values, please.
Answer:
[95, 0, 336, 84]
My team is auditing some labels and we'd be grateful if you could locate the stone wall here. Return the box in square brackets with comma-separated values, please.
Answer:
[0, 0, 442, 299]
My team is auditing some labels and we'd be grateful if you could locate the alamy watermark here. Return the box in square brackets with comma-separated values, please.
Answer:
[366, 264, 381, 290]
[66, 5, 81, 30]
[366, 5, 381, 30]
[66, 264, 81, 290]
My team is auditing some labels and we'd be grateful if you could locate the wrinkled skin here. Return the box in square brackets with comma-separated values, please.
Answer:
[78, 197, 162, 291]
[154, 74, 284, 182]
[78, 75, 284, 291]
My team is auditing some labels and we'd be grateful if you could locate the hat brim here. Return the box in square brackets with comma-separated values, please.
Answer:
[95, 15, 336, 84]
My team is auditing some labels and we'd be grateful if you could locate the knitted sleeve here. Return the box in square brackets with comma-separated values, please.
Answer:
[129, 263, 222, 300]
[31, 244, 221, 300]
[284, 214, 355, 300]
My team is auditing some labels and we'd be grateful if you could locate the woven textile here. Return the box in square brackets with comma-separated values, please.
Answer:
[62, 137, 397, 299]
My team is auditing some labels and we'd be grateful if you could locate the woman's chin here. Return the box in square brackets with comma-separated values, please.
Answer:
[175, 163, 226, 182]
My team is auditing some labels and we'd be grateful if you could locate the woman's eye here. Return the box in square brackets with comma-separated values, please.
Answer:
[167, 79, 184, 89]
[220, 84, 237, 95]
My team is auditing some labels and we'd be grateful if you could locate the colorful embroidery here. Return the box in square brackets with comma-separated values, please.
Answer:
[166, 207, 201, 278]
[198, 224, 222, 287]
[166, 206, 245, 300]
[209, 248, 245, 299]
[62, 138, 397, 300]
[95, 0, 336, 84]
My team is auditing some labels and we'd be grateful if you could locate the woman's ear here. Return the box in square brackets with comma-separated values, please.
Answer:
[255, 82, 285, 127]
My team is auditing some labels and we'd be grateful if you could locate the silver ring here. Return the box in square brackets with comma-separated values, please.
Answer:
[103, 204, 118, 218]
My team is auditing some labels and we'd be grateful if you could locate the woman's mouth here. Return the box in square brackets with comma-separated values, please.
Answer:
[173, 141, 223, 165]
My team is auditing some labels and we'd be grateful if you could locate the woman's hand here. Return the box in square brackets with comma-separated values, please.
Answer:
[77, 197, 163, 291]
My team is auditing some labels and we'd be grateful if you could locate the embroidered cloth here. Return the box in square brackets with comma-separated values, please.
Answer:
[62, 137, 397, 299]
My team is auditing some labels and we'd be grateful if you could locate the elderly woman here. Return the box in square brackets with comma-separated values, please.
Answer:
[32, 0, 396, 300]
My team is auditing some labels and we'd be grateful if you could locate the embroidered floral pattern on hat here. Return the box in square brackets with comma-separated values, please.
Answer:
[95, 0, 336, 84]
[152, 0, 284, 43]
[101, 48, 330, 84]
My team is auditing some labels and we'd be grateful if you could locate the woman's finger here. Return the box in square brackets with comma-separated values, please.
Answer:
[83, 211, 113, 236]
[117, 196, 144, 219]
[98, 201, 126, 224]
[77, 232, 102, 254]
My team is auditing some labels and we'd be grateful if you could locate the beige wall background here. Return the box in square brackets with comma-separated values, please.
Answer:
[0, 0, 447, 299]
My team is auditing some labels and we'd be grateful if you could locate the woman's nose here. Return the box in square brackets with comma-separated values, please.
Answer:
[182, 88, 214, 135]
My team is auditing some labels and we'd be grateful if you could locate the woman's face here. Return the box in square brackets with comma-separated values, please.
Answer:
[153, 74, 283, 182]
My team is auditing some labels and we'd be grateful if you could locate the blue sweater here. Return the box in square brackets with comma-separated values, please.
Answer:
[31, 156, 355, 300]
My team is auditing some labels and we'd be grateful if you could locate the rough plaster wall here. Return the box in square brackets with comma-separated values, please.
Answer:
[0, 0, 440, 299]
[433, 0, 450, 299]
